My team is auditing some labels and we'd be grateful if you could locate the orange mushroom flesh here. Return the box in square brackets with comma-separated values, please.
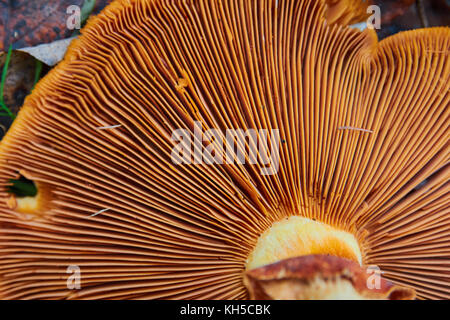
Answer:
[0, 0, 449, 300]
[246, 217, 363, 271]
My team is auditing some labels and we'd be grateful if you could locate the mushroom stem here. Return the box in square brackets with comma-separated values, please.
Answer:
[245, 217, 416, 299]
[244, 255, 416, 300]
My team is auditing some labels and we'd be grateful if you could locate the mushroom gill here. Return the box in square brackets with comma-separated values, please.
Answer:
[0, 0, 448, 300]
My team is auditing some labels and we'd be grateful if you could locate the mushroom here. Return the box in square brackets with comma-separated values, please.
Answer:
[0, 0, 448, 300]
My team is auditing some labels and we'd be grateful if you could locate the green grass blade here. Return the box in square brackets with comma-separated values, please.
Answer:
[0, 45, 15, 119]
[32, 60, 43, 90]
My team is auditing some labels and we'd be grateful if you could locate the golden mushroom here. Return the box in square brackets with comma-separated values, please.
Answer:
[0, 0, 448, 300]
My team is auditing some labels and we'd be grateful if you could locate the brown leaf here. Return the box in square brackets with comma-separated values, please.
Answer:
[92, 0, 111, 15]
[375, 0, 450, 39]
[0, 51, 49, 135]
[373, 0, 416, 25]
[0, 0, 83, 51]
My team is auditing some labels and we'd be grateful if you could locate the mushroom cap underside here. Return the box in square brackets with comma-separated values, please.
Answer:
[0, 0, 448, 299]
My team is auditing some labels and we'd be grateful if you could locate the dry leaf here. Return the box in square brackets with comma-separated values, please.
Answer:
[375, 0, 450, 39]
[0, 0, 83, 50]
[0, 51, 48, 135]
[18, 36, 77, 66]
[0, 0, 112, 51]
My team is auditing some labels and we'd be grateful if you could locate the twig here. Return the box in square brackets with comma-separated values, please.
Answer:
[91, 208, 110, 217]
[338, 126, 373, 133]
[416, 0, 429, 28]
[96, 124, 122, 130]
